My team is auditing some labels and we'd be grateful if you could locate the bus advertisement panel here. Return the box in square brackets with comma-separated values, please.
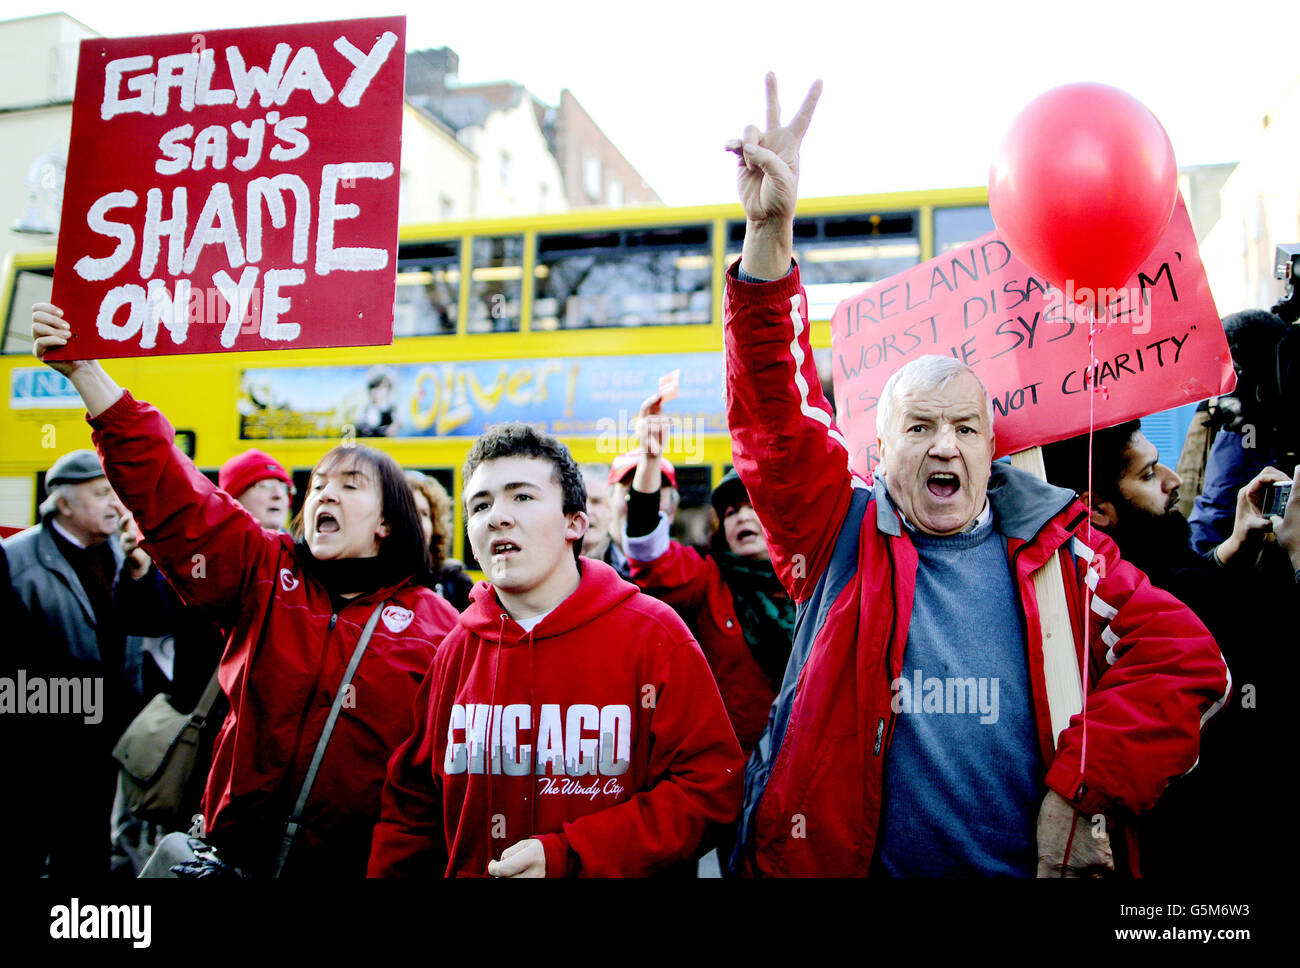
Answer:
[238, 351, 728, 448]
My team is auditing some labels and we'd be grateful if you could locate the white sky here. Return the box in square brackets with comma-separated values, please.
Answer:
[6, 0, 1298, 205]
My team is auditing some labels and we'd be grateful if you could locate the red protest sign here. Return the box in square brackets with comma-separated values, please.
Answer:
[48, 16, 405, 359]
[829, 196, 1235, 476]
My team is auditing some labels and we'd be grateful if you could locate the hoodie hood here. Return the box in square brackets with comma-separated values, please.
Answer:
[460, 557, 640, 644]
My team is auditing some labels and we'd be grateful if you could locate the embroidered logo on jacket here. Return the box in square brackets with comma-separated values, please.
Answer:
[279, 568, 299, 592]
[444, 703, 632, 780]
[381, 605, 414, 633]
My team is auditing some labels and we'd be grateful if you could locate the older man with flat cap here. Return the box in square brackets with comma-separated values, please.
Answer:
[4, 449, 144, 875]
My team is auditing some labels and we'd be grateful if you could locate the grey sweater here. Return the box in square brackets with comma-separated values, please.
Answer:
[873, 489, 1043, 877]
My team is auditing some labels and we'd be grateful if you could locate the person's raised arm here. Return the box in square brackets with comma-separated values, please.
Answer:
[723, 76, 857, 603]
[31, 303, 123, 416]
[630, 394, 666, 497]
[33, 302, 278, 613]
[624, 394, 713, 609]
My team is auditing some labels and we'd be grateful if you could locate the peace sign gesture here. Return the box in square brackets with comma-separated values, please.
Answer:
[726, 73, 822, 226]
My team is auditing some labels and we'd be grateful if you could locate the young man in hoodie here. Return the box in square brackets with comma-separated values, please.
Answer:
[368, 423, 745, 877]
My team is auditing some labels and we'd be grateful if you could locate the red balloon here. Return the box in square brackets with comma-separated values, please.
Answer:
[988, 83, 1178, 299]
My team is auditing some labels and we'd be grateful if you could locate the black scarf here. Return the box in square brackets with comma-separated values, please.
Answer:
[714, 552, 797, 690]
[49, 523, 118, 625]
[295, 540, 405, 606]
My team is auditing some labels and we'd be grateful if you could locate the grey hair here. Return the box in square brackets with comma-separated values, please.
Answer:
[876, 355, 995, 436]
[39, 483, 78, 518]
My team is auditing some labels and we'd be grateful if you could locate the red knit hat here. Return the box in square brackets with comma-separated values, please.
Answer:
[219, 449, 291, 499]
[607, 451, 677, 488]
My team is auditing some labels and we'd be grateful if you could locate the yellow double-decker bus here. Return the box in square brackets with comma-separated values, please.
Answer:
[1, 187, 993, 562]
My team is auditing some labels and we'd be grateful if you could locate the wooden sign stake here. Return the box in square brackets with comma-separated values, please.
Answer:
[1009, 445, 1083, 748]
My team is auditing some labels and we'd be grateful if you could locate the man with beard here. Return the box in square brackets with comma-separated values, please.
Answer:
[1042, 420, 1294, 877]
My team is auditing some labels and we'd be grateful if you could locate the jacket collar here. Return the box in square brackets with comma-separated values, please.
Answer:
[49, 516, 90, 548]
[985, 461, 1079, 541]
[35, 519, 125, 626]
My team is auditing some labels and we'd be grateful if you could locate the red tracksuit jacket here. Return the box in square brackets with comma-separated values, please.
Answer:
[625, 527, 777, 757]
[724, 264, 1231, 876]
[90, 392, 459, 876]
[367, 558, 745, 877]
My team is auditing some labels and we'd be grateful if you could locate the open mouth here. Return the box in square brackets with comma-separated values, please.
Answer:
[735, 527, 760, 543]
[926, 472, 960, 498]
[316, 511, 340, 534]
[491, 540, 521, 557]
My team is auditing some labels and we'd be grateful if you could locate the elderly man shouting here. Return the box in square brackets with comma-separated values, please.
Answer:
[723, 75, 1228, 877]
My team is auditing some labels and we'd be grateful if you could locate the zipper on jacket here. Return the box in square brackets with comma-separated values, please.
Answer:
[875, 544, 901, 758]
[329, 613, 338, 630]
[1008, 540, 1055, 762]
[1009, 543, 1031, 644]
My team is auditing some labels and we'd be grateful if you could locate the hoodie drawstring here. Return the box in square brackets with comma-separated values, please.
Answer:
[487, 610, 506, 868]
[529, 626, 537, 846]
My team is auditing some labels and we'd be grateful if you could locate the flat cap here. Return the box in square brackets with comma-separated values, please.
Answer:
[46, 449, 106, 487]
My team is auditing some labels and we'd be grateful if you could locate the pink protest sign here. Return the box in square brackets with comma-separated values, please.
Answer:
[48, 16, 405, 359]
[829, 196, 1235, 476]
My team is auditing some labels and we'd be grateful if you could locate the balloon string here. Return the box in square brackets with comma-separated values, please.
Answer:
[1079, 300, 1105, 804]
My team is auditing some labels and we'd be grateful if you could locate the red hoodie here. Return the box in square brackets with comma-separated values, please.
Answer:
[367, 558, 745, 877]
[89, 392, 459, 876]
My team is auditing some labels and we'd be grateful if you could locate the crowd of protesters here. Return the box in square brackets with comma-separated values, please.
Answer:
[4, 75, 1298, 879]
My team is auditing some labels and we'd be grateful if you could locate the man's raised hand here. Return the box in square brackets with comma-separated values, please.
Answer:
[725, 72, 822, 227]
[727, 74, 821, 280]
[635, 393, 668, 459]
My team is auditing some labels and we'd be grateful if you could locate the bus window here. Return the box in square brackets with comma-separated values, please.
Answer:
[468, 235, 524, 333]
[934, 205, 995, 254]
[532, 224, 712, 330]
[4, 266, 54, 354]
[394, 241, 459, 336]
[727, 213, 920, 321]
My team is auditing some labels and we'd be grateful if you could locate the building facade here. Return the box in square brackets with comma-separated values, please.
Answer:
[1198, 78, 1300, 316]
